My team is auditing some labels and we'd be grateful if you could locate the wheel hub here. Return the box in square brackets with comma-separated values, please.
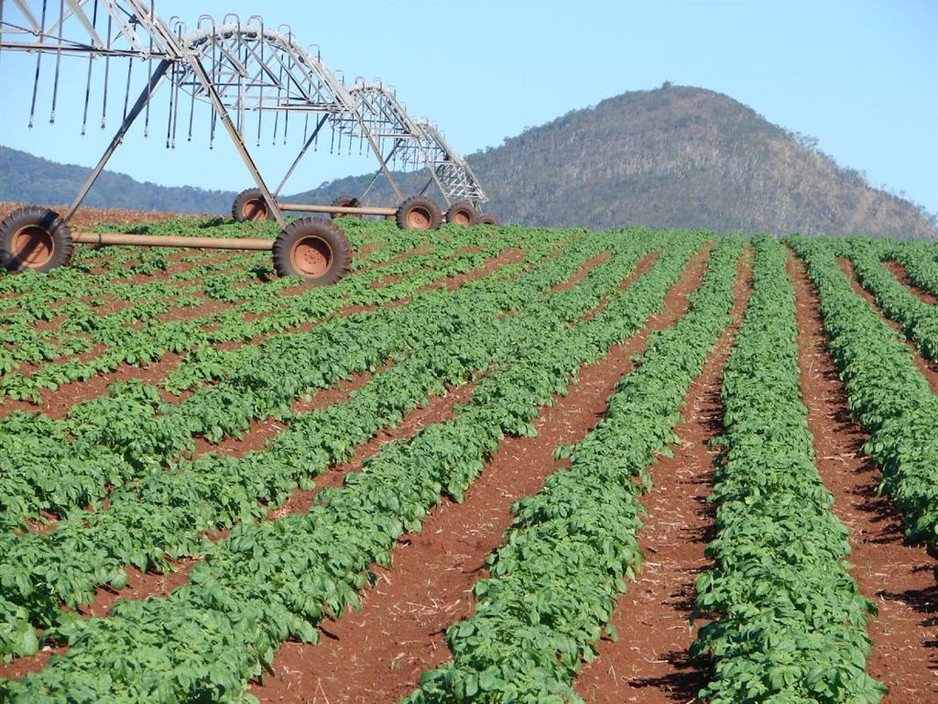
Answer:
[407, 208, 431, 230]
[243, 199, 268, 222]
[12, 225, 54, 267]
[291, 236, 332, 277]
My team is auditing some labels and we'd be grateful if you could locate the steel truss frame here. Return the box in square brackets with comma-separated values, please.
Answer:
[0, 0, 488, 226]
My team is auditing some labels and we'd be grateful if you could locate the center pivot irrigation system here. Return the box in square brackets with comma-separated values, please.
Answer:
[0, 0, 494, 284]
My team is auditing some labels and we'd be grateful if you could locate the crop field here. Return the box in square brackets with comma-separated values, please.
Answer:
[0, 207, 935, 703]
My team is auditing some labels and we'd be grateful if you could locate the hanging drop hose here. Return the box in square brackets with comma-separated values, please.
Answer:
[100, 13, 112, 129]
[29, 0, 49, 129]
[80, 0, 100, 135]
[49, 0, 65, 124]
[121, 53, 133, 120]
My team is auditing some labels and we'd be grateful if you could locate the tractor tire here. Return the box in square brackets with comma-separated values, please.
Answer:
[445, 201, 478, 226]
[330, 194, 363, 219]
[0, 206, 73, 273]
[232, 188, 272, 222]
[395, 195, 443, 231]
[272, 217, 352, 285]
[478, 214, 499, 226]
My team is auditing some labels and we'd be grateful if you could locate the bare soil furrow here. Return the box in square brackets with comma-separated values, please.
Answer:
[0, 373, 485, 683]
[246, 246, 713, 704]
[0, 247, 521, 422]
[573, 249, 752, 704]
[789, 254, 937, 703]
[882, 260, 938, 306]
[76, 378, 480, 622]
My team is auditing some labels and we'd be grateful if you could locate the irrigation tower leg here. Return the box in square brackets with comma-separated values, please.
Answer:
[184, 53, 286, 228]
[272, 113, 330, 196]
[63, 59, 172, 224]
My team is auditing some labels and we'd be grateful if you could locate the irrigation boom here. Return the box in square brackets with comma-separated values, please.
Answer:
[0, 0, 494, 283]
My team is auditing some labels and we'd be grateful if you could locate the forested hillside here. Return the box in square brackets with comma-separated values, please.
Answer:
[3, 85, 935, 238]
[0, 146, 235, 214]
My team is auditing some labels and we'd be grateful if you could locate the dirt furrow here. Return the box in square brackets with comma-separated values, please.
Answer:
[80, 378, 481, 618]
[882, 260, 938, 306]
[0, 247, 525, 422]
[0, 378, 481, 683]
[0, 245, 585, 669]
[572, 249, 752, 703]
[837, 257, 938, 392]
[247, 245, 714, 704]
[789, 254, 936, 703]
[4, 244, 562, 663]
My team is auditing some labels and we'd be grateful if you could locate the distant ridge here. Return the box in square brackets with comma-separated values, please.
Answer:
[3, 85, 935, 239]
[468, 85, 938, 239]
[0, 146, 236, 215]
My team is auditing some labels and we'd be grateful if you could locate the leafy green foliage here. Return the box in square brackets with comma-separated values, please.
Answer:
[0, 228, 702, 700]
[2, 224, 920, 702]
[878, 239, 938, 297]
[692, 237, 885, 704]
[843, 238, 938, 361]
[405, 236, 742, 703]
[789, 236, 938, 550]
[0, 222, 602, 659]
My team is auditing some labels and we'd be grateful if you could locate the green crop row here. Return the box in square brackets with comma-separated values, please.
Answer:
[404, 235, 741, 703]
[0, 225, 555, 532]
[842, 238, 938, 361]
[0, 220, 497, 400]
[691, 236, 884, 703]
[789, 236, 938, 552]
[0, 219, 293, 373]
[0, 232, 704, 701]
[0, 228, 645, 662]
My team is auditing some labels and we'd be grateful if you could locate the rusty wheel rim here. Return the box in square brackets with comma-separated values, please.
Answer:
[243, 198, 268, 222]
[12, 225, 54, 267]
[452, 209, 472, 225]
[406, 207, 431, 230]
[290, 236, 332, 277]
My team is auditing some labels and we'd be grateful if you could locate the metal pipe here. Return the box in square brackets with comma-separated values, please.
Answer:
[278, 203, 396, 216]
[182, 51, 287, 227]
[72, 232, 274, 250]
[272, 112, 329, 196]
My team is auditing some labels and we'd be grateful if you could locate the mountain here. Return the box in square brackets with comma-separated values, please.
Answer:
[3, 85, 936, 239]
[0, 146, 237, 214]
[295, 86, 936, 239]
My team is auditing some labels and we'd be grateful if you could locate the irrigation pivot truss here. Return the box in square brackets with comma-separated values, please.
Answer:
[0, 0, 494, 283]
[415, 118, 489, 208]
[341, 81, 489, 210]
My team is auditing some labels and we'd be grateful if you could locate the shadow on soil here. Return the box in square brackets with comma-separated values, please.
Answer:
[824, 383, 913, 544]
[628, 650, 707, 702]
[877, 583, 937, 619]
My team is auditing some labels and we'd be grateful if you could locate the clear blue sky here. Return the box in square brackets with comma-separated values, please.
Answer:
[1, 0, 936, 216]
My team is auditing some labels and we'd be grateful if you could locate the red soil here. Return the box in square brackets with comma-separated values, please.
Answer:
[789, 255, 936, 703]
[0, 245, 556, 678]
[0, 202, 192, 230]
[882, 260, 938, 306]
[247, 246, 714, 702]
[3, 213, 934, 702]
[0, 238, 523, 423]
[573, 248, 752, 703]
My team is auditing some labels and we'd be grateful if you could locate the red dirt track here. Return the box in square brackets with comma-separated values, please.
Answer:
[248, 247, 714, 702]
[1, 208, 935, 702]
[572, 248, 752, 703]
[882, 260, 938, 306]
